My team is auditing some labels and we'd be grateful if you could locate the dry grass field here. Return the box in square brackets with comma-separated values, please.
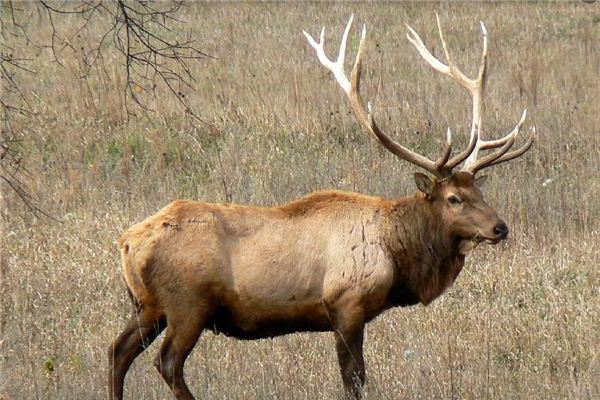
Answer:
[1, 2, 599, 399]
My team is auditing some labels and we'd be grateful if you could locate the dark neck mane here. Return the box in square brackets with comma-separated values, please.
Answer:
[385, 194, 465, 307]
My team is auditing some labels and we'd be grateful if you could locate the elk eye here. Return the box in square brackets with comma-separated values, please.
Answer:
[448, 195, 462, 205]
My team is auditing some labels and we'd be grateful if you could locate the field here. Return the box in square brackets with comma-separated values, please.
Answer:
[1, 2, 599, 399]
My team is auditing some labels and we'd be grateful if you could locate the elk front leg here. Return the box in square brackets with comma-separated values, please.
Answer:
[334, 317, 366, 399]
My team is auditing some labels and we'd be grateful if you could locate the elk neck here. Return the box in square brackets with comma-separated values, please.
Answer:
[383, 192, 466, 307]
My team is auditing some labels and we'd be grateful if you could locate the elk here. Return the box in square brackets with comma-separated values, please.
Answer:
[108, 15, 533, 400]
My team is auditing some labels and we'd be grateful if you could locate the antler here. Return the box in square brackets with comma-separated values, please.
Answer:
[303, 15, 455, 178]
[304, 15, 533, 178]
[406, 14, 534, 174]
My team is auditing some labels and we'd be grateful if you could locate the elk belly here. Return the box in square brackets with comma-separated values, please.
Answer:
[207, 300, 331, 340]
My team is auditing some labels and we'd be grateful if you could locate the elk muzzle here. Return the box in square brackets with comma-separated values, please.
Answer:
[493, 221, 509, 240]
[478, 220, 509, 244]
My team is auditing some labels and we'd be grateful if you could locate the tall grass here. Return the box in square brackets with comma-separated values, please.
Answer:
[1, 2, 599, 399]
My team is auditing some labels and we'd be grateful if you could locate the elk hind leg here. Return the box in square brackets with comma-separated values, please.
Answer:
[154, 302, 211, 400]
[109, 306, 166, 400]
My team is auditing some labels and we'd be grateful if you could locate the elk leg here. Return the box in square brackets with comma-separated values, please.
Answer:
[334, 319, 366, 399]
[108, 310, 166, 400]
[154, 306, 210, 400]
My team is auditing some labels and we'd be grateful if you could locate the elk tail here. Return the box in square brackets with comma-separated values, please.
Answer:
[118, 235, 147, 306]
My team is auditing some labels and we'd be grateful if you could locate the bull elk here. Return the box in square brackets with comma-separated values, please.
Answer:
[108, 15, 533, 400]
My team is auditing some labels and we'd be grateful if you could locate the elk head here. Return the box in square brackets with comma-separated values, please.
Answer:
[304, 15, 533, 250]
[414, 171, 508, 255]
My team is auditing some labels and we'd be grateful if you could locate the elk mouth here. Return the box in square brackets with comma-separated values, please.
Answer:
[472, 233, 503, 245]
[457, 233, 502, 255]
[484, 238, 502, 245]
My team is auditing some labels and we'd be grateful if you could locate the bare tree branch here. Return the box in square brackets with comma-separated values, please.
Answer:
[0, 0, 213, 217]
[1, 2, 45, 218]
[39, 0, 214, 121]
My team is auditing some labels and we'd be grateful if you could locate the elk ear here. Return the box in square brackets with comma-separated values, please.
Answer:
[474, 175, 488, 189]
[414, 173, 435, 196]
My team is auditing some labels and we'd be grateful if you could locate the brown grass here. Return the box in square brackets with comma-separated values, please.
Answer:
[1, 2, 599, 399]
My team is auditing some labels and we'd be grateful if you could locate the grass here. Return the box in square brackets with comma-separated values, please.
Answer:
[1, 2, 599, 399]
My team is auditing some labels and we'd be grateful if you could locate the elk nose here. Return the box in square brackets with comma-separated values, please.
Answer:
[494, 222, 509, 239]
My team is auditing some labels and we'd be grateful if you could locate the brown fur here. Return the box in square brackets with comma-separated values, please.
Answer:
[108, 171, 508, 400]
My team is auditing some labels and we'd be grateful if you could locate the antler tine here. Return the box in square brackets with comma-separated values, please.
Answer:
[302, 17, 353, 94]
[462, 109, 528, 173]
[435, 14, 473, 91]
[406, 25, 453, 81]
[445, 128, 479, 170]
[435, 128, 453, 170]
[407, 16, 489, 170]
[486, 127, 535, 168]
[406, 14, 487, 94]
[465, 112, 535, 174]
[465, 110, 530, 174]
[305, 16, 451, 178]
[477, 109, 527, 151]
[477, 21, 489, 87]
[466, 131, 517, 174]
